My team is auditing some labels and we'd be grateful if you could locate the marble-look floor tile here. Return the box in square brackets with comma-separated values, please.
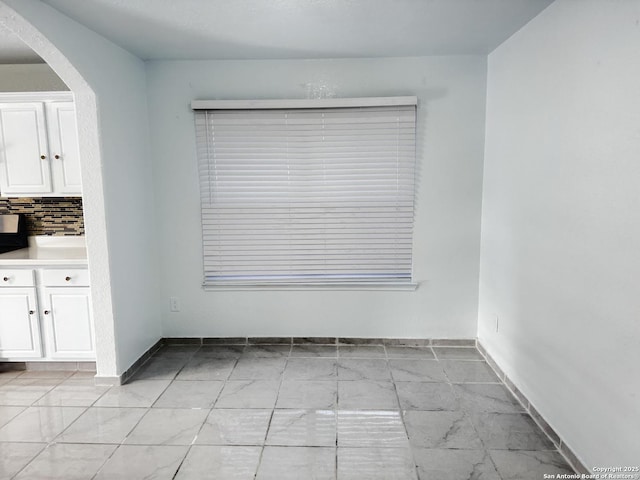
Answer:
[93, 380, 171, 408]
[0, 384, 53, 406]
[0, 406, 85, 442]
[0, 377, 12, 387]
[276, 380, 337, 409]
[196, 408, 271, 445]
[174, 445, 261, 480]
[0, 371, 23, 381]
[337, 410, 408, 448]
[132, 358, 184, 381]
[55, 407, 146, 444]
[216, 380, 280, 409]
[125, 408, 208, 445]
[0, 405, 25, 428]
[0, 442, 46, 479]
[385, 346, 435, 359]
[2, 375, 60, 390]
[388, 359, 447, 382]
[337, 359, 391, 381]
[413, 448, 501, 480]
[471, 412, 555, 450]
[267, 409, 336, 446]
[229, 357, 286, 380]
[93, 445, 188, 480]
[153, 380, 223, 408]
[338, 381, 398, 409]
[58, 375, 98, 387]
[65, 371, 96, 381]
[338, 345, 386, 358]
[284, 358, 337, 380]
[256, 446, 336, 480]
[176, 357, 236, 381]
[35, 384, 109, 407]
[395, 382, 459, 411]
[13, 371, 73, 380]
[290, 345, 337, 357]
[242, 345, 291, 358]
[403, 410, 482, 449]
[453, 384, 525, 414]
[489, 450, 575, 479]
[5, 378, 61, 387]
[338, 447, 417, 480]
[432, 347, 484, 360]
[195, 345, 245, 359]
[440, 360, 499, 383]
[13, 443, 116, 480]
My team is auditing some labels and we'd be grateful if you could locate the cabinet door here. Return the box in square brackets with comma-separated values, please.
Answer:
[41, 287, 94, 360]
[0, 102, 52, 195]
[46, 102, 82, 195]
[0, 288, 43, 359]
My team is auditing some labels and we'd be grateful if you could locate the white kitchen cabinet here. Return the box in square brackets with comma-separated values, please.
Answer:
[45, 102, 83, 195]
[0, 92, 82, 197]
[0, 102, 52, 195]
[0, 269, 43, 358]
[0, 266, 94, 361]
[40, 287, 93, 359]
[0, 287, 43, 358]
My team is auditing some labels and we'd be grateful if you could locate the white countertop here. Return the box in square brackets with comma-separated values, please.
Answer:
[0, 236, 88, 266]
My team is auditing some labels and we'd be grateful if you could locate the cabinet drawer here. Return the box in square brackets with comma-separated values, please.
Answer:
[41, 268, 90, 287]
[0, 269, 35, 287]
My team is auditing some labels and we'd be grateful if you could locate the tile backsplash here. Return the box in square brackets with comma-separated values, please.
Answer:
[0, 197, 84, 236]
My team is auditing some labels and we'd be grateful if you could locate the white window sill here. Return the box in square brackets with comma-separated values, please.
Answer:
[202, 282, 419, 292]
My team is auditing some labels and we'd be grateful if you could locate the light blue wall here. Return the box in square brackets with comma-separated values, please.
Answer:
[479, 0, 640, 467]
[147, 56, 487, 339]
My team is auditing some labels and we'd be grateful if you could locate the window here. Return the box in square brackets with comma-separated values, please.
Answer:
[193, 97, 417, 288]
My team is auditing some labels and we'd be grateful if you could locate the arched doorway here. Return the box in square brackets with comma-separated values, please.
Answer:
[0, 2, 118, 378]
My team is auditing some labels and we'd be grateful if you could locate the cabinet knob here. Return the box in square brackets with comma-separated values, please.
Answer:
[29, 310, 35, 315]
[44, 310, 50, 315]
[55, 155, 61, 159]
[65, 276, 71, 281]
[40, 155, 46, 160]
[2, 277, 8, 282]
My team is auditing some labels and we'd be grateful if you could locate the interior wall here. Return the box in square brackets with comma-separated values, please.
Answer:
[0, 63, 68, 91]
[0, 0, 162, 377]
[147, 56, 487, 339]
[479, 0, 640, 467]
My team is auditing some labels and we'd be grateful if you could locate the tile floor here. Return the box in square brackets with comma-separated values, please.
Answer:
[0, 343, 577, 479]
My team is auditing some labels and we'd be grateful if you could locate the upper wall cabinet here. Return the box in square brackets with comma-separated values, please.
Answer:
[0, 92, 82, 197]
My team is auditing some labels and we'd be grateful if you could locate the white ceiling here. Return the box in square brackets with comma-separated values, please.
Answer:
[24, 0, 555, 61]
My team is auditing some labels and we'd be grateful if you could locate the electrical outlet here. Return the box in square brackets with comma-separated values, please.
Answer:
[169, 297, 180, 312]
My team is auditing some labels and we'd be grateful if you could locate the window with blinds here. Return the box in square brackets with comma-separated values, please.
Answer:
[193, 97, 417, 287]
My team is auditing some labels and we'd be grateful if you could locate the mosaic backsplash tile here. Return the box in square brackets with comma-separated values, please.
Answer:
[0, 197, 84, 236]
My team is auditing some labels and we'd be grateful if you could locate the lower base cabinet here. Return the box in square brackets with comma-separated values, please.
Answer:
[0, 287, 42, 358]
[0, 267, 94, 361]
[41, 287, 93, 359]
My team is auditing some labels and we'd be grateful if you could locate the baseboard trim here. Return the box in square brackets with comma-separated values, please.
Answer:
[163, 336, 476, 346]
[476, 340, 589, 475]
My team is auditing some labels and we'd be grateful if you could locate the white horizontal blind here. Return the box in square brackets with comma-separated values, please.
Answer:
[194, 102, 417, 286]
